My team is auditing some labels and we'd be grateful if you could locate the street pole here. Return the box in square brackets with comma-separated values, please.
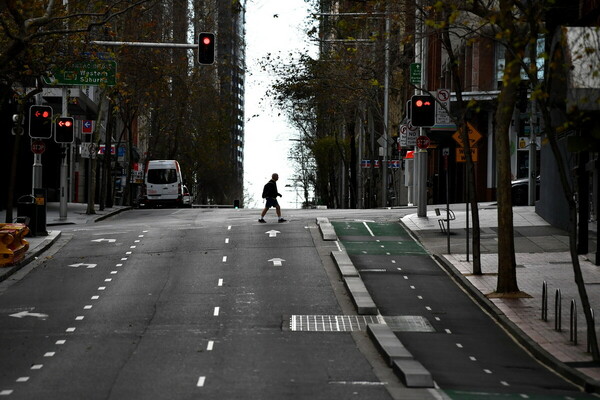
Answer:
[381, 3, 390, 207]
[59, 88, 68, 220]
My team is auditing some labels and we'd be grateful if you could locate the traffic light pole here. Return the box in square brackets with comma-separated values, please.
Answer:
[59, 88, 68, 220]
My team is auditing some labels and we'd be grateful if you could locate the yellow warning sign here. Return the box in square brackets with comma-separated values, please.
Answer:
[452, 122, 483, 147]
[456, 148, 478, 162]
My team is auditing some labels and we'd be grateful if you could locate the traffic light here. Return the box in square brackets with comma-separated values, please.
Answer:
[55, 117, 74, 143]
[29, 105, 53, 138]
[198, 32, 215, 65]
[410, 95, 436, 127]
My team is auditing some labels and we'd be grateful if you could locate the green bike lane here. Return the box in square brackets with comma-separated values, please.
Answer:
[331, 220, 595, 400]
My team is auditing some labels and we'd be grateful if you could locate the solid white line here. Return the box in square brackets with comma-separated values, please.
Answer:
[207, 341, 214, 351]
[213, 307, 220, 316]
[362, 222, 375, 237]
[197, 376, 206, 387]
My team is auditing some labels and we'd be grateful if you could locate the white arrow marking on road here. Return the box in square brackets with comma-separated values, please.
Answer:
[266, 230, 281, 238]
[68, 263, 97, 269]
[91, 238, 116, 243]
[10, 311, 49, 319]
[268, 258, 286, 266]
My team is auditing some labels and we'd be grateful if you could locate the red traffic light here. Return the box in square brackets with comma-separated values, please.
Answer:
[198, 32, 215, 65]
[29, 105, 53, 139]
[55, 117, 74, 143]
[58, 119, 72, 127]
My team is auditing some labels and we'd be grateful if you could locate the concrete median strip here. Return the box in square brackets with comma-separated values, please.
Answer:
[344, 277, 378, 315]
[331, 251, 359, 277]
[367, 323, 434, 388]
[316, 217, 337, 241]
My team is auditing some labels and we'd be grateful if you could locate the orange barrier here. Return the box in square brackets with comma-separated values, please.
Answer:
[0, 223, 30, 267]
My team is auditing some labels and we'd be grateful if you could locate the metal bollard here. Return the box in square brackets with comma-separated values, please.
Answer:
[542, 281, 548, 321]
[555, 289, 562, 332]
[570, 299, 577, 345]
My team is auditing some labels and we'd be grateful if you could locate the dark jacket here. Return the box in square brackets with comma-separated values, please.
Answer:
[262, 179, 281, 198]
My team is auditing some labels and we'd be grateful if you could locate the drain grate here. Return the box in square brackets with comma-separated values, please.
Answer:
[288, 315, 435, 333]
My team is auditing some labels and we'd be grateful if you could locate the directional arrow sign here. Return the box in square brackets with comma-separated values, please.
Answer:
[265, 230, 281, 238]
[92, 238, 116, 243]
[10, 311, 49, 319]
[268, 258, 286, 267]
[68, 263, 97, 268]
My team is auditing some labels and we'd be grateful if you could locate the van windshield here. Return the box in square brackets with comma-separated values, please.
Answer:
[148, 169, 178, 184]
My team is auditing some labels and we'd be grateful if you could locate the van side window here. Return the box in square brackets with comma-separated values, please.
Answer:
[148, 169, 178, 184]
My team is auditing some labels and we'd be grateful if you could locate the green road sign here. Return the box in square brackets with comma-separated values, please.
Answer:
[44, 60, 117, 86]
[410, 63, 421, 85]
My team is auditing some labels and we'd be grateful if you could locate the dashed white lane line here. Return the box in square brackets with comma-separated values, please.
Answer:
[0, 390, 13, 395]
[469, 356, 477, 361]
[213, 307, 220, 316]
[391, 260, 396, 264]
[16, 377, 29, 383]
[91, 295, 99, 300]
[227, 226, 231, 230]
[105, 278, 112, 282]
[84, 305, 92, 310]
[110, 271, 117, 275]
[98, 287, 106, 291]
[116, 264, 123, 267]
[218, 279, 223, 287]
[501, 381, 510, 386]
[197, 376, 206, 387]
[56, 340, 66, 345]
[484, 369, 493, 374]
[207, 341, 214, 351]
[130, 246, 136, 249]
[30, 365, 43, 370]
[135, 240, 140, 243]
[225, 238, 229, 244]
[120, 258, 127, 261]
[75, 316, 84, 321]
[222, 256, 227, 263]
[44, 352, 55, 357]
[66, 327, 76, 333]
[126, 252, 132, 255]
[446, 329, 452, 334]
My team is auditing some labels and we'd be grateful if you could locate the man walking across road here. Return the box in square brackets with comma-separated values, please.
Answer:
[259, 173, 286, 223]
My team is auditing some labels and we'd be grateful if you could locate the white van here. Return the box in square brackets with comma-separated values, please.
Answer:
[141, 160, 184, 207]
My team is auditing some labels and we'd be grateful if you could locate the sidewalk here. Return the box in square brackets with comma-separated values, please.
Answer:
[0, 202, 130, 282]
[401, 203, 600, 391]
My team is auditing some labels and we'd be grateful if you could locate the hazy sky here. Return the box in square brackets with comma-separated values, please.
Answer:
[244, 0, 315, 209]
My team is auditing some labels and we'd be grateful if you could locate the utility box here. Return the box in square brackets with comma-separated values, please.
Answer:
[16, 189, 47, 237]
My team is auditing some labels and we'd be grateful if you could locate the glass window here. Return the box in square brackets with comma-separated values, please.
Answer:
[147, 169, 177, 184]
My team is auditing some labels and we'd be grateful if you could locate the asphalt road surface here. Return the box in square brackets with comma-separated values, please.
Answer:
[0, 207, 596, 399]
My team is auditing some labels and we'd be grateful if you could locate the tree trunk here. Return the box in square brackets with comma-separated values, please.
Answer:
[494, 50, 519, 294]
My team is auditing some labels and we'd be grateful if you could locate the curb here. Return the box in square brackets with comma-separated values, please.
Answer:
[0, 231, 61, 283]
